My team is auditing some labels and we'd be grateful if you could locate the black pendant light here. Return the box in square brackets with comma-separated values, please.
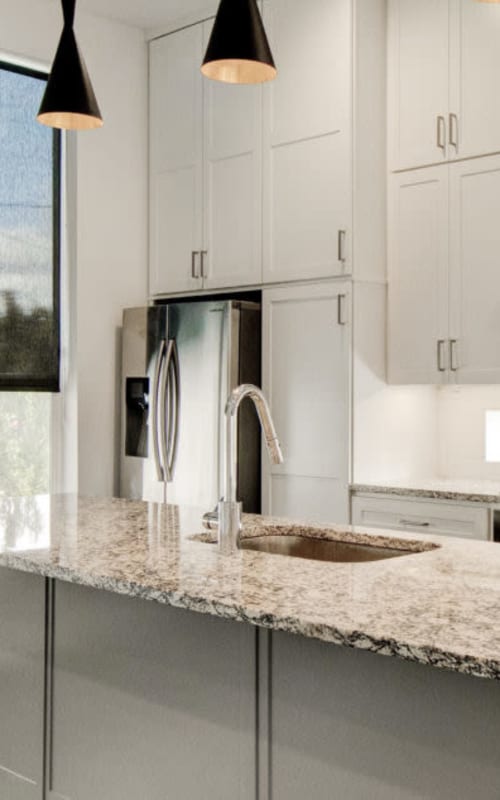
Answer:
[37, 0, 102, 130]
[201, 0, 277, 84]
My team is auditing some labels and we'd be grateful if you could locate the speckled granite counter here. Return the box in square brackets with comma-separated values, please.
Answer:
[351, 479, 500, 504]
[1, 494, 500, 681]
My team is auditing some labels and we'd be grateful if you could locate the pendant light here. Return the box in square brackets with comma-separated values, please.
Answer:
[37, 0, 102, 130]
[201, 0, 277, 84]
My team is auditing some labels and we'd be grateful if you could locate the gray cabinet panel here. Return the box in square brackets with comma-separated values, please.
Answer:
[0, 567, 45, 800]
[269, 631, 500, 800]
[49, 582, 256, 800]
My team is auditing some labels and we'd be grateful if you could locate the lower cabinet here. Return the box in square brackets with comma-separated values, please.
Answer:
[0, 568, 45, 800]
[47, 582, 257, 800]
[351, 494, 491, 540]
[262, 282, 351, 524]
[264, 630, 500, 800]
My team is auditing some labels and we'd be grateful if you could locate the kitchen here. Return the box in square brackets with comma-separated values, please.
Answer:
[1, 0, 500, 798]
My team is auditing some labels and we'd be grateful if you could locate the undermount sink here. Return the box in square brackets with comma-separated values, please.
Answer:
[240, 535, 421, 563]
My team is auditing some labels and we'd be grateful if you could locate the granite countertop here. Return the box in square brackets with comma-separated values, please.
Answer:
[1, 494, 500, 681]
[351, 478, 500, 503]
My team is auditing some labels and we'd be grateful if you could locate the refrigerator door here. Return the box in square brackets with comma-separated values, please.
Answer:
[166, 301, 235, 509]
[120, 306, 168, 503]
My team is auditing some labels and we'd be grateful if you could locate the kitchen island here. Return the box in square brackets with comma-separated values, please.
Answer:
[1, 494, 500, 799]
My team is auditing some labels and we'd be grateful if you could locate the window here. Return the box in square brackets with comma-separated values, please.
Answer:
[0, 61, 61, 391]
[0, 61, 61, 497]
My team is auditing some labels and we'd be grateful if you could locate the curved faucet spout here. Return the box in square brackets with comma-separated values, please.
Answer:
[219, 384, 283, 554]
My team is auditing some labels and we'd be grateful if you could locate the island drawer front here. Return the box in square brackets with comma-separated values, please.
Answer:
[351, 495, 490, 540]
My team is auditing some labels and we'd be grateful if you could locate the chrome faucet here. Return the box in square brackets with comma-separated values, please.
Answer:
[218, 384, 283, 555]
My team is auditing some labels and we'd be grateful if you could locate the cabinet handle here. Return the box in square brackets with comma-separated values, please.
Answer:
[399, 519, 430, 528]
[200, 250, 208, 279]
[191, 251, 200, 279]
[449, 113, 459, 150]
[437, 115, 446, 152]
[337, 294, 347, 326]
[437, 339, 447, 372]
[338, 229, 347, 264]
[449, 339, 459, 372]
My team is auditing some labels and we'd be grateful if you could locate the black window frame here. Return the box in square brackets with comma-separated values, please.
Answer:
[0, 59, 61, 393]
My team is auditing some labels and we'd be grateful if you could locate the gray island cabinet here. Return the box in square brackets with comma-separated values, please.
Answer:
[2, 496, 500, 799]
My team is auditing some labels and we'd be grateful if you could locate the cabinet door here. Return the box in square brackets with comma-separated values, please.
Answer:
[262, 0, 352, 283]
[262, 283, 350, 524]
[449, 0, 500, 161]
[0, 568, 45, 800]
[449, 155, 500, 383]
[149, 27, 203, 296]
[202, 22, 262, 290]
[388, 167, 449, 384]
[388, 0, 450, 171]
[49, 582, 256, 800]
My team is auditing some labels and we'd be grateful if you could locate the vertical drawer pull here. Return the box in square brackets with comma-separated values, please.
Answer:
[449, 339, 459, 372]
[449, 113, 459, 150]
[191, 251, 200, 279]
[437, 115, 446, 151]
[437, 339, 447, 372]
[338, 229, 347, 263]
[337, 294, 347, 326]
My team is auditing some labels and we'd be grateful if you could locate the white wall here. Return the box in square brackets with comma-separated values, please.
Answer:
[352, 282, 439, 484]
[0, 0, 148, 496]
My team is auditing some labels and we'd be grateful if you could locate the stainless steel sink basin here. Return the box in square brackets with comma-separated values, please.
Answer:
[240, 535, 418, 563]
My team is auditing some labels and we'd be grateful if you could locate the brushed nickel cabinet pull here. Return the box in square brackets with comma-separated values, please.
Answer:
[449, 113, 459, 150]
[200, 250, 208, 279]
[191, 251, 200, 279]
[437, 339, 447, 372]
[338, 229, 347, 264]
[337, 294, 347, 326]
[399, 519, 430, 528]
[450, 339, 459, 372]
[437, 115, 446, 152]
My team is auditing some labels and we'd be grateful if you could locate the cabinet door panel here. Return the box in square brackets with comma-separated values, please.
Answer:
[0, 568, 45, 800]
[49, 582, 256, 800]
[262, 283, 350, 524]
[449, 0, 500, 160]
[203, 17, 262, 290]
[449, 155, 500, 383]
[149, 28, 203, 295]
[263, 0, 351, 282]
[388, 167, 449, 384]
[388, 0, 449, 170]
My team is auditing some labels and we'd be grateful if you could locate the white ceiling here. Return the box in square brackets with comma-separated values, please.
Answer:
[75, 0, 216, 31]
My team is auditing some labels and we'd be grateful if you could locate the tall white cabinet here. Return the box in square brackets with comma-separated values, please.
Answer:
[262, 0, 352, 283]
[149, 21, 262, 295]
[388, 1, 500, 385]
[262, 283, 351, 524]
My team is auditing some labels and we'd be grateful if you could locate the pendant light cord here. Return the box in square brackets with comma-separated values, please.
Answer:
[61, 0, 76, 29]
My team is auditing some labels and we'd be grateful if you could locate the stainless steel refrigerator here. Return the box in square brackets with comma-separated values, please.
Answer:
[119, 299, 261, 511]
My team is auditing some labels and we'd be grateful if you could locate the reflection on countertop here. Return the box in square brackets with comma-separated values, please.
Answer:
[1, 494, 500, 680]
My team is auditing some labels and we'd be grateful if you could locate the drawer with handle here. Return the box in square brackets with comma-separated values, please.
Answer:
[351, 495, 490, 541]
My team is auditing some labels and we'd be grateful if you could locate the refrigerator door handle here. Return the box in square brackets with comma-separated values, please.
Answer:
[152, 339, 167, 482]
[166, 340, 180, 482]
[159, 339, 174, 483]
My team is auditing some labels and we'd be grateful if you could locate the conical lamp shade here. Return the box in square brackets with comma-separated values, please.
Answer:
[201, 0, 276, 84]
[37, 0, 102, 130]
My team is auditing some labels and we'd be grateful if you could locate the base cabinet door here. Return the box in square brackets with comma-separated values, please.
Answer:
[0, 568, 45, 800]
[265, 630, 500, 800]
[262, 282, 350, 524]
[48, 582, 256, 800]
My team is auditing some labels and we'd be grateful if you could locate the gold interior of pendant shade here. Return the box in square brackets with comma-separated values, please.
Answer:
[201, 58, 277, 84]
[37, 110, 104, 130]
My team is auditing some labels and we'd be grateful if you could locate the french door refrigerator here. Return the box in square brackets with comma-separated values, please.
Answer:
[119, 299, 261, 512]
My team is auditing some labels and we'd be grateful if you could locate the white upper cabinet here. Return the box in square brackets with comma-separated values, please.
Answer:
[388, 166, 449, 384]
[448, 154, 500, 384]
[262, 0, 352, 283]
[150, 27, 204, 295]
[389, 0, 500, 171]
[149, 21, 262, 296]
[449, 0, 500, 162]
[202, 21, 262, 290]
[388, 0, 450, 171]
